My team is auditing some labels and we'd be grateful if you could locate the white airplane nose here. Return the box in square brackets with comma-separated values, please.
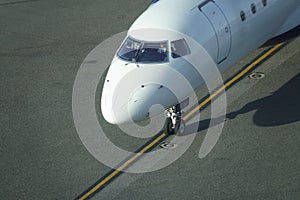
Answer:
[101, 93, 129, 124]
[101, 100, 117, 124]
[101, 83, 179, 124]
[128, 84, 176, 121]
[128, 84, 178, 122]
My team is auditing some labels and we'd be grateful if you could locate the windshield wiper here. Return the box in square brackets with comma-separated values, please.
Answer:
[132, 47, 143, 67]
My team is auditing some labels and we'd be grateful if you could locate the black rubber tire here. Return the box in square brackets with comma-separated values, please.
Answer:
[174, 119, 185, 135]
[163, 118, 175, 135]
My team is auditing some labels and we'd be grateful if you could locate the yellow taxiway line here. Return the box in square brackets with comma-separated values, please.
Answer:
[183, 42, 284, 121]
[78, 133, 167, 200]
[77, 42, 285, 200]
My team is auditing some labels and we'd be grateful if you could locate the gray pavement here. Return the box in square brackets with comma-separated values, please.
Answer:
[1, 1, 299, 199]
[95, 38, 300, 200]
[0, 0, 150, 199]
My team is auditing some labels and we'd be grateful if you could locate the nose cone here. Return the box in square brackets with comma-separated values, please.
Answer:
[128, 84, 177, 121]
[101, 90, 130, 124]
[101, 97, 117, 124]
[101, 58, 135, 124]
[101, 83, 178, 124]
[100, 57, 188, 125]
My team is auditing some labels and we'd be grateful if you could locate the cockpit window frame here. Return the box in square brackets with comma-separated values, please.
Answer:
[117, 36, 143, 62]
[136, 40, 169, 63]
[170, 38, 191, 59]
[117, 36, 170, 64]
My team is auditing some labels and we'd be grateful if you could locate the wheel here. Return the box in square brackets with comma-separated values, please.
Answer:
[174, 119, 185, 135]
[163, 118, 175, 135]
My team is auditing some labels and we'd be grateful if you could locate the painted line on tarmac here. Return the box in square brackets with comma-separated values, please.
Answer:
[76, 42, 285, 200]
[183, 42, 285, 121]
[77, 132, 167, 200]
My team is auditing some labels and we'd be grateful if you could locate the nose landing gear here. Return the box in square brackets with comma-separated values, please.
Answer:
[163, 104, 185, 135]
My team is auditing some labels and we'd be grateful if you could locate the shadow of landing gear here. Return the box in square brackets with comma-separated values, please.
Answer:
[183, 116, 224, 136]
[182, 73, 300, 136]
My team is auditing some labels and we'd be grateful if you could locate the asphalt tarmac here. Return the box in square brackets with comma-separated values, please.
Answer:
[1, 1, 299, 199]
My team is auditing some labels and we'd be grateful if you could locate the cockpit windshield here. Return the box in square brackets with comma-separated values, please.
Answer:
[117, 37, 169, 63]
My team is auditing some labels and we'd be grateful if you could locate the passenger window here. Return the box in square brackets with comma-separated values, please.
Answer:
[171, 39, 191, 58]
[251, 3, 256, 14]
[262, 0, 267, 6]
[240, 11, 246, 21]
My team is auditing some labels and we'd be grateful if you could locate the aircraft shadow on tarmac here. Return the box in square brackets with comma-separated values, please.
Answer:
[263, 25, 300, 46]
[184, 73, 300, 135]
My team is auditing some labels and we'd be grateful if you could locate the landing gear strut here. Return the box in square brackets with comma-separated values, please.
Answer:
[163, 104, 185, 135]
